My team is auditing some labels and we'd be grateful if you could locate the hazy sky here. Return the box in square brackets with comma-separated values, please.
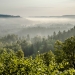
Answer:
[0, 0, 75, 16]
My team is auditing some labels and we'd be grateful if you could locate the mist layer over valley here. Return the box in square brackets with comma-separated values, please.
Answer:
[0, 17, 75, 37]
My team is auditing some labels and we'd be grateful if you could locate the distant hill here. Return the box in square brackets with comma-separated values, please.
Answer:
[0, 14, 21, 18]
[29, 15, 75, 18]
[62, 15, 75, 18]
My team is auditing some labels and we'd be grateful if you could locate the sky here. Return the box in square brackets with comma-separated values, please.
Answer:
[0, 0, 75, 16]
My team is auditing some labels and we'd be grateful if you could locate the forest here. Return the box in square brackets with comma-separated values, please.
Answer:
[0, 25, 75, 74]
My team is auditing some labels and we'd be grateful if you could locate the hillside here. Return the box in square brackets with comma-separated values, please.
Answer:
[0, 14, 20, 18]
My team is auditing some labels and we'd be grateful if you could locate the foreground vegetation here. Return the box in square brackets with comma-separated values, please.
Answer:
[0, 36, 75, 74]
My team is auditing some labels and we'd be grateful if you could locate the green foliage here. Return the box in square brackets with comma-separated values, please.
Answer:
[42, 50, 55, 66]
[0, 40, 75, 75]
[16, 50, 24, 58]
[55, 36, 75, 69]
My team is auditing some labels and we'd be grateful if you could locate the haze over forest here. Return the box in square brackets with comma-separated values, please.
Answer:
[0, 14, 75, 37]
[0, 0, 75, 74]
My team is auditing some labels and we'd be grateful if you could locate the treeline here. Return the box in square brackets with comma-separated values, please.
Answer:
[0, 36, 75, 74]
[17, 25, 70, 37]
[0, 34, 55, 57]
[50, 26, 75, 41]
